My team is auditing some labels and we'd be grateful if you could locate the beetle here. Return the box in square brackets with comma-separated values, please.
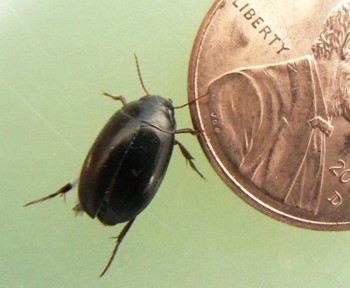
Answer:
[25, 54, 204, 277]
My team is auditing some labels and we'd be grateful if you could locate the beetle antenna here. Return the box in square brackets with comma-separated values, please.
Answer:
[174, 92, 208, 109]
[134, 53, 150, 95]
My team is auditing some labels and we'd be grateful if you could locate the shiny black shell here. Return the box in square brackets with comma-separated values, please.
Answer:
[78, 95, 176, 225]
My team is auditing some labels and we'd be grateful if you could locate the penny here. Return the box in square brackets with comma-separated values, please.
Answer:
[189, 0, 350, 230]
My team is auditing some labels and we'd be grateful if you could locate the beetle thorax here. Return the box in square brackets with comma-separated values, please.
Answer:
[122, 95, 176, 133]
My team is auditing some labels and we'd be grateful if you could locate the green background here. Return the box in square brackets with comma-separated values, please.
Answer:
[1, 1, 350, 287]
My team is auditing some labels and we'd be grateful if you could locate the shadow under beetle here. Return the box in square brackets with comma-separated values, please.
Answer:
[25, 55, 204, 277]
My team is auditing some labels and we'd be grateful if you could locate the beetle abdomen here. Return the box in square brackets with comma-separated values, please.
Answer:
[98, 126, 173, 225]
[79, 110, 174, 225]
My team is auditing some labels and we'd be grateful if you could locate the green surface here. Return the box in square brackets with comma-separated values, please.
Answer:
[2, 1, 350, 287]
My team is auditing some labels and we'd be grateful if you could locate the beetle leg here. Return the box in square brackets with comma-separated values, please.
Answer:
[24, 178, 79, 207]
[102, 92, 127, 106]
[73, 203, 85, 216]
[174, 128, 203, 135]
[174, 140, 205, 179]
[100, 218, 136, 278]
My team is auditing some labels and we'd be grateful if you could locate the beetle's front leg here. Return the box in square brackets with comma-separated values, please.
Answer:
[102, 92, 127, 106]
[174, 140, 205, 179]
[174, 128, 203, 135]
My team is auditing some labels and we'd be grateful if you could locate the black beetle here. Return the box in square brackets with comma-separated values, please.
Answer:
[25, 55, 204, 277]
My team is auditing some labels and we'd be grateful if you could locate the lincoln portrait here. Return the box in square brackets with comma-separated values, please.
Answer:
[207, 1, 350, 214]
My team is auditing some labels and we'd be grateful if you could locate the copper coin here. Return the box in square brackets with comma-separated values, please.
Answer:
[189, 0, 350, 230]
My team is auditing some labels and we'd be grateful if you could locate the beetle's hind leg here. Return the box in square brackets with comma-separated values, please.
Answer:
[24, 178, 79, 207]
[102, 92, 127, 106]
[100, 218, 136, 277]
[73, 203, 85, 216]
[174, 140, 205, 179]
